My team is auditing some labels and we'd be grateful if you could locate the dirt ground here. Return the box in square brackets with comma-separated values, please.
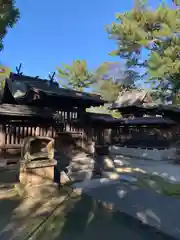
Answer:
[0, 186, 68, 240]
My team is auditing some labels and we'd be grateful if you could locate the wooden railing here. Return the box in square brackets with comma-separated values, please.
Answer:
[1, 124, 56, 149]
[0, 109, 82, 151]
[0, 120, 86, 159]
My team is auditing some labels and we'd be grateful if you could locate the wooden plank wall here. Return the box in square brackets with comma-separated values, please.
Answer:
[0, 110, 85, 159]
[111, 125, 180, 147]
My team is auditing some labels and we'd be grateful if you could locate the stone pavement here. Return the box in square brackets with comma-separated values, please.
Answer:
[35, 193, 175, 240]
[0, 185, 177, 240]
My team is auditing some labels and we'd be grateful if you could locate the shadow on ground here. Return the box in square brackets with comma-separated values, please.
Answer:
[0, 197, 21, 240]
[37, 193, 177, 240]
[0, 185, 69, 240]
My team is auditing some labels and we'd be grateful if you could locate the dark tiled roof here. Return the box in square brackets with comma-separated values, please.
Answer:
[86, 113, 176, 125]
[0, 104, 53, 119]
[85, 112, 123, 123]
[9, 73, 105, 106]
[109, 102, 180, 115]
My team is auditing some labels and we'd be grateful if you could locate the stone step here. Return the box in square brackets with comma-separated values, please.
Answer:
[70, 160, 94, 166]
[71, 157, 95, 165]
[113, 157, 130, 167]
[68, 169, 93, 182]
[68, 157, 95, 173]
[70, 164, 94, 172]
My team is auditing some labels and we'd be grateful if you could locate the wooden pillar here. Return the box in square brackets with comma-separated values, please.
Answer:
[0, 124, 6, 160]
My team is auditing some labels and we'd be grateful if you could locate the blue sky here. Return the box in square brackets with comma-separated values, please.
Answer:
[0, 0, 173, 79]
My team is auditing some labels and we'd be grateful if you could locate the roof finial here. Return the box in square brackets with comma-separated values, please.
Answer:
[16, 63, 23, 75]
[48, 72, 55, 82]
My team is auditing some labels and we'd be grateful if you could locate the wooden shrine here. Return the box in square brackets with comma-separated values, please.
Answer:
[0, 70, 105, 189]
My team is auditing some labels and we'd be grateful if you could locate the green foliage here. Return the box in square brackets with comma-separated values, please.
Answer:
[93, 62, 139, 102]
[111, 109, 121, 118]
[86, 106, 121, 118]
[56, 60, 139, 100]
[106, 0, 180, 92]
[56, 60, 114, 92]
[149, 89, 171, 103]
[56, 60, 95, 91]
[137, 173, 180, 198]
[95, 79, 121, 102]
[0, 65, 11, 89]
[0, 78, 5, 88]
[0, 0, 20, 50]
[172, 94, 180, 104]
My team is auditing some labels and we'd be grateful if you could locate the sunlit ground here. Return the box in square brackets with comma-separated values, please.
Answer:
[136, 174, 180, 197]
[105, 166, 180, 198]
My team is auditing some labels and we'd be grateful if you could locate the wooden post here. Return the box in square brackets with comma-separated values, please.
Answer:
[0, 124, 6, 160]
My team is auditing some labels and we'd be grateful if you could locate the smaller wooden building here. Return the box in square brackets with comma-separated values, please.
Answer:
[83, 112, 177, 149]
[108, 90, 180, 149]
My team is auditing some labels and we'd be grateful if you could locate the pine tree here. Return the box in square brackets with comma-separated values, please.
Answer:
[56, 60, 115, 92]
[0, 0, 20, 50]
[95, 79, 121, 102]
[94, 62, 139, 102]
[56, 60, 94, 91]
[106, 0, 180, 93]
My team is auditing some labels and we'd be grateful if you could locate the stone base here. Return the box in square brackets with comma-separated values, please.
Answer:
[19, 159, 57, 186]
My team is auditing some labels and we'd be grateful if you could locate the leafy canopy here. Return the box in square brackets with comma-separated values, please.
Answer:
[106, 0, 180, 91]
[56, 60, 96, 91]
[0, 0, 20, 50]
[86, 106, 121, 118]
[56, 60, 116, 92]
[0, 64, 11, 88]
[93, 62, 139, 102]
